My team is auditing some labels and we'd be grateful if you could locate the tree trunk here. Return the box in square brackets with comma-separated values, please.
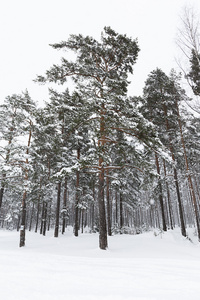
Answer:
[62, 177, 68, 234]
[42, 201, 47, 236]
[119, 191, 123, 233]
[174, 168, 187, 236]
[98, 104, 108, 249]
[40, 201, 45, 234]
[35, 198, 40, 233]
[115, 189, 118, 227]
[91, 179, 95, 232]
[0, 182, 5, 211]
[29, 202, 35, 231]
[81, 210, 84, 233]
[47, 200, 52, 231]
[74, 149, 80, 237]
[98, 166, 107, 249]
[163, 104, 187, 237]
[19, 120, 32, 247]
[175, 98, 200, 240]
[155, 153, 167, 231]
[19, 191, 27, 247]
[163, 159, 174, 229]
[106, 169, 112, 236]
[54, 181, 61, 237]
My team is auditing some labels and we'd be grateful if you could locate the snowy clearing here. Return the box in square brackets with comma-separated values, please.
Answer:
[1, 228, 200, 300]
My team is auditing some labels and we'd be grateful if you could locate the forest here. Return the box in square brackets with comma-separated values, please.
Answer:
[1, 13, 200, 250]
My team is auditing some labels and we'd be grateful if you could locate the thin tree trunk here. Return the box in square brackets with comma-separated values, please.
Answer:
[19, 120, 32, 247]
[54, 181, 61, 237]
[98, 104, 108, 249]
[174, 168, 187, 234]
[42, 201, 47, 236]
[29, 202, 35, 231]
[106, 169, 112, 236]
[175, 98, 200, 240]
[163, 103, 187, 237]
[155, 153, 167, 231]
[40, 201, 45, 235]
[74, 149, 80, 237]
[47, 200, 52, 231]
[115, 189, 118, 227]
[19, 191, 27, 247]
[62, 176, 68, 234]
[81, 210, 84, 233]
[163, 159, 174, 229]
[35, 197, 40, 233]
[0, 179, 6, 211]
[91, 179, 95, 232]
[119, 191, 123, 233]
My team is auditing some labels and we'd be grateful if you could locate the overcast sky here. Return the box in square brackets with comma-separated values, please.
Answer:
[0, 0, 200, 106]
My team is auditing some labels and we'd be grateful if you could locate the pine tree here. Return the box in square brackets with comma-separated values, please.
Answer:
[141, 68, 187, 236]
[35, 27, 168, 249]
[187, 49, 200, 96]
[35, 27, 140, 249]
[169, 70, 200, 240]
[0, 91, 37, 246]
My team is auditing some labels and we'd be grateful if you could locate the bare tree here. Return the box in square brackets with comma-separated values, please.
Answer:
[176, 6, 200, 60]
[176, 6, 200, 111]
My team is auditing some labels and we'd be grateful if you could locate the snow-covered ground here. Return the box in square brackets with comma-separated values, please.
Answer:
[1, 227, 200, 300]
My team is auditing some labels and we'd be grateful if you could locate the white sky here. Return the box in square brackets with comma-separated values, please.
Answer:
[0, 0, 200, 106]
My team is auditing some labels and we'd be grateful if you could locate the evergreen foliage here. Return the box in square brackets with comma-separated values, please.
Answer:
[0, 27, 200, 248]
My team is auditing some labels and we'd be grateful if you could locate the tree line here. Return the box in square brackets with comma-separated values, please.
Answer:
[1, 24, 200, 249]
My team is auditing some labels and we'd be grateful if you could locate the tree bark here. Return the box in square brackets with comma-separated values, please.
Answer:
[42, 201, 47, 236]
[40, 201, 45, 234]
[106, 169, 112, 236]
[0, 180, 5, 211]
[54, 181, 61, 237]
[19, 120, 32, 247]
[98, 104, 108, 249]
[19, 191, 27, 247]
[29, 202, 35, 231]
[74, 149, 80, 237]
[62, 176, 68, 234]
[155, 153, 167, 231]
[98, 166, 107, 249]
[119, 191, 123, 233]
[163, 159, 174, 229]
[35, 197, 40, 233]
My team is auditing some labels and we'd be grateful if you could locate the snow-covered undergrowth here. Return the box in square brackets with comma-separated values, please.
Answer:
[0, 227, 200, 300]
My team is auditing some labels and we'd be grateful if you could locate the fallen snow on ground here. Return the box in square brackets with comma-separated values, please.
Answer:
[0, 228, 200, 300]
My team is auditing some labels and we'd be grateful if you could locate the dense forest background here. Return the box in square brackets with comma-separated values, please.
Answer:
[1, 8, 200, 249]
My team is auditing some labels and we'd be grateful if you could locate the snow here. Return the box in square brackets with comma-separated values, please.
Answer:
[1, 228, 200, 300]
